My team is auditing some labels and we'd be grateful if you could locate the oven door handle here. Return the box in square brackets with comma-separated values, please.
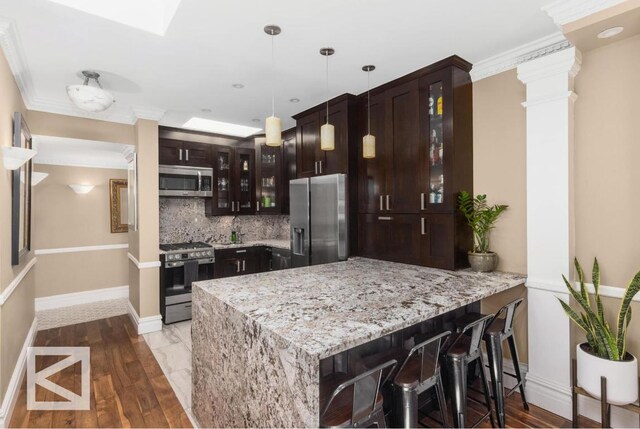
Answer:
[197, 258, 215, 265]
[197, 170, 202, 192]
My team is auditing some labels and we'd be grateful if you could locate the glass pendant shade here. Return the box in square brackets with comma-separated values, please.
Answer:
[265, 115, 282, 147]
[320, 123, 335, 151]
[363, 134, 376, 158]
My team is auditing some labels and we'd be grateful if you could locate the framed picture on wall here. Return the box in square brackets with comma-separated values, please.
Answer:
[12, 112, 32, 265]
[109, 179, 128, 233]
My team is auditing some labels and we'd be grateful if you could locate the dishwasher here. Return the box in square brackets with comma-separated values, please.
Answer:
[271, 248, 291, 271]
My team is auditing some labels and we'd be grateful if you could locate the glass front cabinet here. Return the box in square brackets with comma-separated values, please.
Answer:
[207, 146, 255, 216]
[255, 141, 283, 214]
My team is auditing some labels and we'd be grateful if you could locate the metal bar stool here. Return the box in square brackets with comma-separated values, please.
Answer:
[391, 331, 451, 428]
[455, 298, 528, 428]
[445, 314, 496, 428]
[320, 359, 397, 428]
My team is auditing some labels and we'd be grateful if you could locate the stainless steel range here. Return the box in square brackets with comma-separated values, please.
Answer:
[160, 241, 214, 324]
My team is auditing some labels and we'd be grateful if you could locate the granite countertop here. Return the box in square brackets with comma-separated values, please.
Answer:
[159, 239, 290, 254]
[193, 257, 526, 359]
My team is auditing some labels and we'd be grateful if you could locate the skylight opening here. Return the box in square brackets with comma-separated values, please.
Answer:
[48, 0, 181, 36]
[183, 118, 262, 138]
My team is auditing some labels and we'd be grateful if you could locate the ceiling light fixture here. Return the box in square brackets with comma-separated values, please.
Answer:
[68, 184, 95, 194]
[201, 108, 212, 113]
[362, 65, 376, 159]
[289, 98, 300, 103]
[264, 25, 282, 147]
[597, 26, 624, 39]
[31, 172, 49, 186]
[320, 47, 335, 151]
[232, 83, 245, 89]
[183, 118, 262, 137]
[66, 71, 115, 112]
[2, 146, 37, 170]
[251, 118, 261, 123]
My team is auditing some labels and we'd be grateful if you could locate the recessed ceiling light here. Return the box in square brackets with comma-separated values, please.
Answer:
[48, 0, 181, 36]
[201, 108, 212, 113]
[289, 98, 300, 103]
[251, 118, 261, 123]
[232, 83, 245, 89]
[183, 118, 262, 137]
[597, 26, 624, 39]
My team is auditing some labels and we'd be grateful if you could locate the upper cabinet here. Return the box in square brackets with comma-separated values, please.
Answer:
[293, 94, 358, 178]
[255, 139, 283, 214]
[159, 139, 212, 167]
[357, 56, 473, 270]
[281, 127, 297, 214]
[206, 146, 255, 216]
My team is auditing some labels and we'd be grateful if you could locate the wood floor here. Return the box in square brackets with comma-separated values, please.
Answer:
[9, 315, 192, 428]
[8, 314, 598, 428]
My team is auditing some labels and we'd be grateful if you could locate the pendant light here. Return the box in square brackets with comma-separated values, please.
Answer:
[264, 25, 282, 147]
[66, 71, 115, 113]
[362, 65, 376, 159]
[320, 47, 335, 151]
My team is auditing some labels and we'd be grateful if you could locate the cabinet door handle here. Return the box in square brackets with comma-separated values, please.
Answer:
[237, 201, 240, 212]
[378, 216, 393, 221]
[421, 193, 425, 210]
[386, 195, 390, 211]
[236, 260, 241, 273]
[186, 149, 189, 161]
[242, 260, 246, 272]
[421, 217, 426, 235]
[236, 249, 247, 254]
[231, 201, 235, 212]
[179, 148, 183, 161]
[319, 161, 323, 174]
[314, 161, 318, 175]
[379, 195, 384, 211]
[256, 199, 260, 212]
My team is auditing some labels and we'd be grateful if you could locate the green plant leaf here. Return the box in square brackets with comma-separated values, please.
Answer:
[616, 270, 640, 357]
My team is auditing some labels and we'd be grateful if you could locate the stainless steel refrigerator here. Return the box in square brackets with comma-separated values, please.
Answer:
[290, 174, 348, 267]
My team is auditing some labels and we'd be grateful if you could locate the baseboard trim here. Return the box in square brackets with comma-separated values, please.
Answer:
[127, 301, 162, 335]
[0, 258, 37, 306]
[34, 285, 129, 311]
[0, 318, 37, 428]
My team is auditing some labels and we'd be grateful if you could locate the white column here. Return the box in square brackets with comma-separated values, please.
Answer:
[517, 47, 581, 419]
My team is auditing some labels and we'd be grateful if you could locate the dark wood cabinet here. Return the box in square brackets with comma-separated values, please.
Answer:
[159, 139, 212, 167]
[293, 94, 357, 178]
[207, 147, 255, 216]
[255, 140, 283, 215]
[282, 128, 297, 214]
[214, 246, 272, 279]
[357, 56, 473, 270]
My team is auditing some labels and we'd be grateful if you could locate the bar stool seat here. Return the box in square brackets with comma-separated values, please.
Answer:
[445, 334, 472, 358]
[320, 373, 385, 428]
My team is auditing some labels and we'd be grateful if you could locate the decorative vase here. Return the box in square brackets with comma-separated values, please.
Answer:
[467, 252, 498, 272]
[576, 343, 638, 405]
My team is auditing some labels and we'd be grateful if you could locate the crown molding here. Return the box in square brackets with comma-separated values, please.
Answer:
[542, 0, 628, 27]
[517, 46, 581, 84]
[470, 32, 572, 82]
[32, 135, 132, 170]
[131, 105, 166, 122]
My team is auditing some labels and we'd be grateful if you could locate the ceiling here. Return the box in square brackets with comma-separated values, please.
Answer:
[0, 0, 558, 131]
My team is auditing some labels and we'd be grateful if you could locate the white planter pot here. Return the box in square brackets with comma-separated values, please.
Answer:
[576, 343, 638, 405]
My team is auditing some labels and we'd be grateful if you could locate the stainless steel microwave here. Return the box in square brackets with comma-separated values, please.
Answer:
[159, 165, 213, 197]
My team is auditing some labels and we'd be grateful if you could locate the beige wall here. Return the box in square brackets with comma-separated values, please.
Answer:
[473, 68, 529, 361]
[128, 119, 160, 318]
[574, 34, 640, 288]
[0, 49, 36, 403]
[32, 164, 128, 298]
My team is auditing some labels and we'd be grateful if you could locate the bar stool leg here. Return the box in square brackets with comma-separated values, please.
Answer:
[486, 336, 505, 428]
[478, 353, 497, 428]
[507, 335, 529, 410]
[396, 387, 418, 429]
[435, 375, 451, 428]
[449, 357, 468, 428]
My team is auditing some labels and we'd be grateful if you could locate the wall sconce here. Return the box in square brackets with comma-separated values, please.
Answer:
[31, 172, 49, 186]
[68, 184, 95, 194]
[2, 146, 37, 170]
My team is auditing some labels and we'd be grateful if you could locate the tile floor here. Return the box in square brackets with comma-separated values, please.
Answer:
[144, 320, 197, 427]
[36, 298, 129, 330]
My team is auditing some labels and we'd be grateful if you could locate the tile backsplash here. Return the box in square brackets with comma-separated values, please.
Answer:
[159, 198, 290, 244]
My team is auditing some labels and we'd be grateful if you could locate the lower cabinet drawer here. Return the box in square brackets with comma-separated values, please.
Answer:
[165, 302, 192, 324]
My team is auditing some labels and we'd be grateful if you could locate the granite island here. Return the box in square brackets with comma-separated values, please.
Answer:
[191, 257, 526, 427]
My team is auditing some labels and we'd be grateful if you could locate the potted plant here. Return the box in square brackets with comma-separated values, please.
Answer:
[457, 191, 508, 272]
[558, 258, 640, 405]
